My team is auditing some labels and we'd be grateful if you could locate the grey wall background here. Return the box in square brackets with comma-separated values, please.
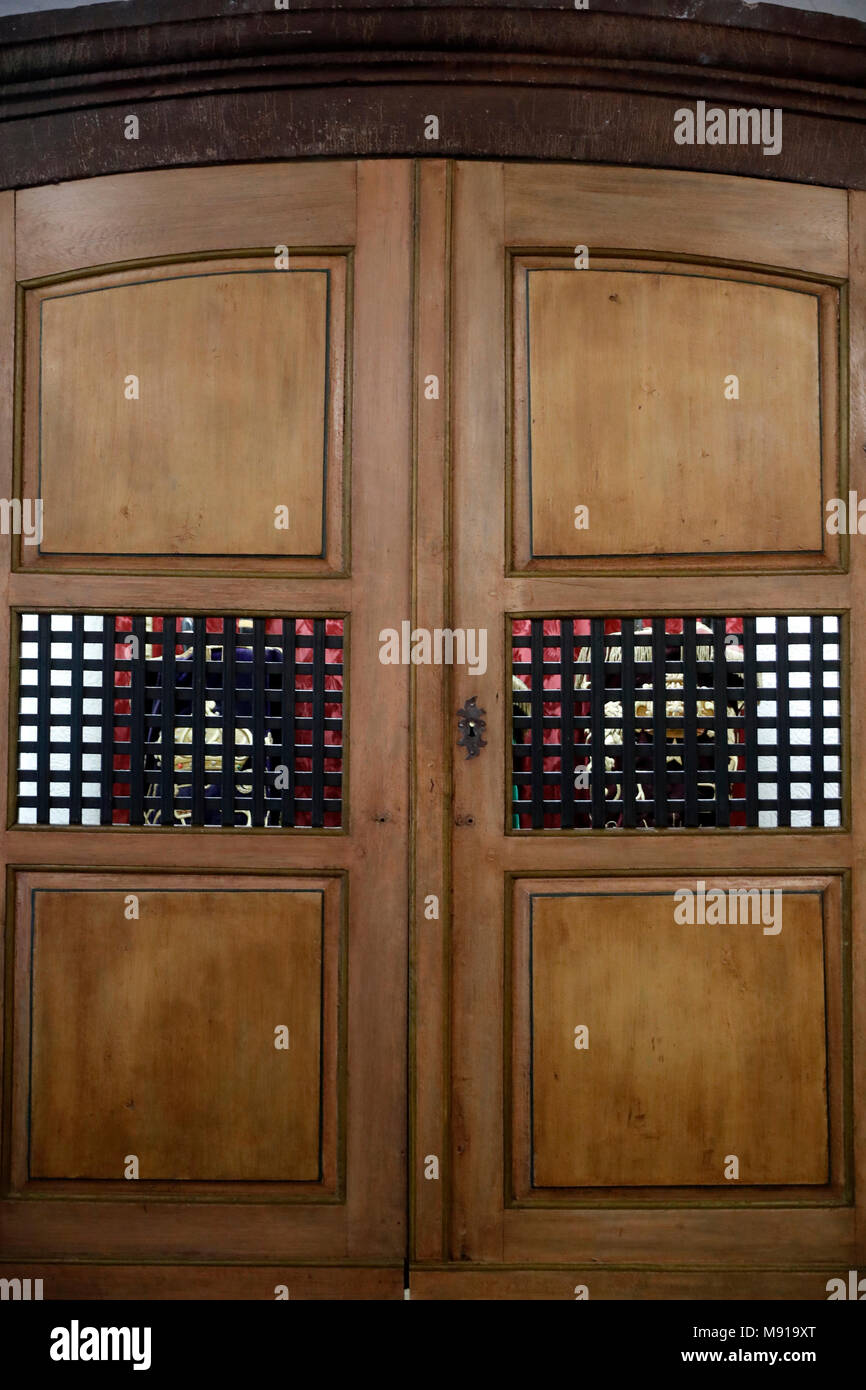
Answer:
[765, 0, 864, 14]
[0, 0, 127, 12]
[0, 0, 864, 19]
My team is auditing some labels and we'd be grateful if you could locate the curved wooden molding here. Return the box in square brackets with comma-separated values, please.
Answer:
[1, 1, 865, 188]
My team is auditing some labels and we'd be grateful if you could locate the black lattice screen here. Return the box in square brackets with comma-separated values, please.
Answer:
[511, 617, 842, 830]
[17, 615, 343, 827]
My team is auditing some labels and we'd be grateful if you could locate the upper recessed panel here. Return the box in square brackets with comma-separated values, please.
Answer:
[512, 261, 840, 573]
[20, 257, 348, 574]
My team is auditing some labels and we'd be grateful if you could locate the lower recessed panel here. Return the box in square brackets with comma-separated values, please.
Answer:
[28, 886, 326, 1182]
[518, 882, 831, 1189]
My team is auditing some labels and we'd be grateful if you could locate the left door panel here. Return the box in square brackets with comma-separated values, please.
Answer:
[0, 162, 412, 1299]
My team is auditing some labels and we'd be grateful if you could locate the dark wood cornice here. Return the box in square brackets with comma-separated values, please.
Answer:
[1, 1, 864, 190]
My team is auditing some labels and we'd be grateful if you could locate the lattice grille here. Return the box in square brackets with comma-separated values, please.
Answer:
[511, 617, 842, 830]
[17, 616, 343, 827]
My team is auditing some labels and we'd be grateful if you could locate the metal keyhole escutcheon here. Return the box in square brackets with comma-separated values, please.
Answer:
[457, 697, 487, 759]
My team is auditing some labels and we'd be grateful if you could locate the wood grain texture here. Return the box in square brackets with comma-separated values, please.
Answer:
[7, 91, 866, 196]
[450, 160, 507, 1261]
[18, 208, 349, 577]
[0, 1198, 348, 1262]
[512, 256, 842, 577]
[2, 5, 866, 191]
[0, 1256, 846, 1301]
[11, 871, 345, 1205]
[0, 1262, 404, 1301]
[503, 1204, 854, 1267]
[505, 577, 851, 620]
[846, 190, 866, 1269]
[409, 1264, 848, 1301]
[505, 166, 848, 278]
[30, 888, 324, 1181]
[0, 160, 413, 1279]
[510, 875, 845, 1206]
[0, 142, 862, 1293]
[34, 268, 328, 557]
[502, 835, 853, 874]
[0, 190, 12, 507]
[524, 269, 825, 560]
[528, 888, 828, 1187]
[3, 0, 863, 56]
[449, 159, 856, 1273]
[4, 91, 866, 197]
[343, 159, 412, 1257]
[15, 163, 356, 282]
[411, 160, 450, 1263]
[6, 574, 352, 613]
[0, 192, 13, 1203]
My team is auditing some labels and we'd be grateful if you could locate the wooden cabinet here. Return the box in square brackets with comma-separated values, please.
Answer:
[1, 158, 864, 1300]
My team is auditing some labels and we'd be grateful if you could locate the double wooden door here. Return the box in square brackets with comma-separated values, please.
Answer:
[0, 159, 862, 1300]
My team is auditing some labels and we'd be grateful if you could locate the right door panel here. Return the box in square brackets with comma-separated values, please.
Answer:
[438, 162, 863, 1299]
